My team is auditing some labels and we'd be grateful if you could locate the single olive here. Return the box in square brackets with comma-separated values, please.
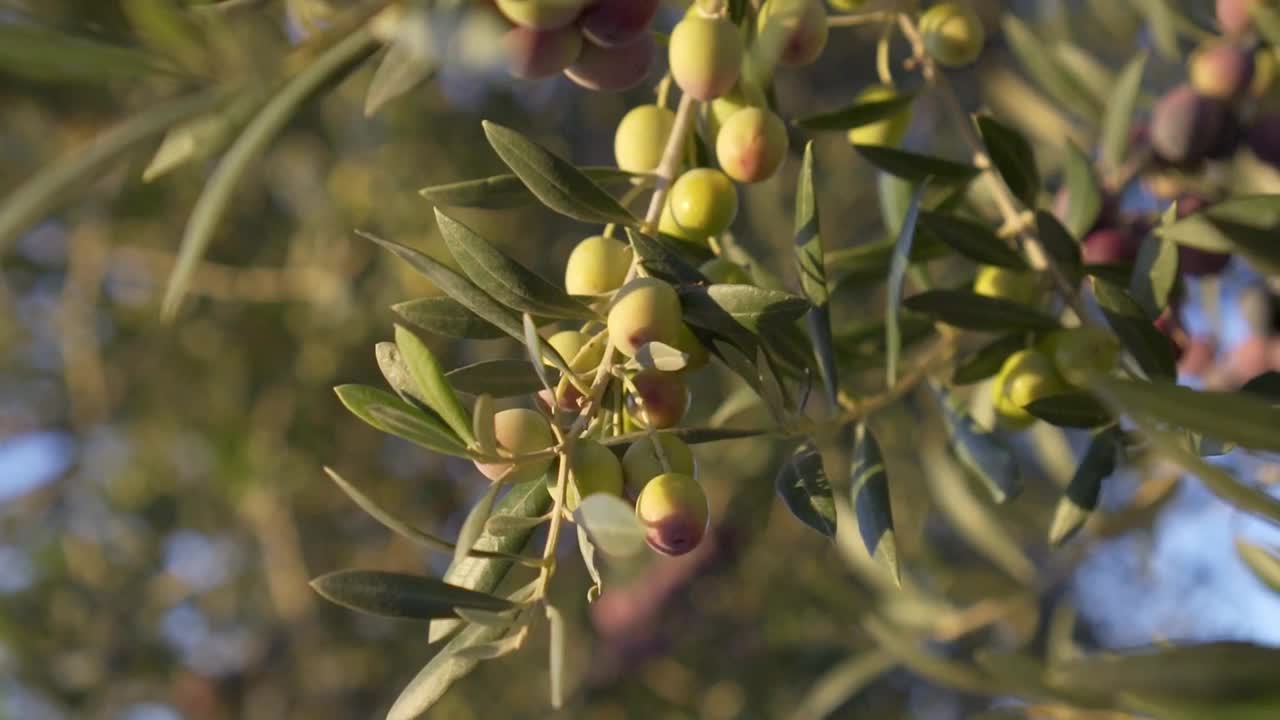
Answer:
[565, 235, 632, 296]
[919, 2, 985, 67]
[627, 369, 690, 429]
[614, 104, 675, 174]
[607, 277, 685, 357]
[565, 439, 625, 511]
[668, 13, 744, 101]
[474, 408, 555, 483]
[622, 434, 697, 496]
[669, 168, 739, 237]
[635, 472, 710, 555]
[716, 106, 789, 183]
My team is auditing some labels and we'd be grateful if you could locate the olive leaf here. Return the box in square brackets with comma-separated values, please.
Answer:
[310, 569, 516, 620]
[851, 426, 898, 585]
[776, 442, 837, 537]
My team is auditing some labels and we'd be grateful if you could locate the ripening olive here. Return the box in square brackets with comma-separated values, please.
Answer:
[659, 198, 707, 245]
[1217, 0, 1259, 35]
[705, 79, 768, 139]
[1189, 42, 1255, 100]
[991, 349, 1068, 429]
[565, 235, 632, 296]
[504, 25, 584, 79]
[699, 257, 751, 284]
[973, 265, 1038, 306]
[919, 2, 985, 68]
[668, 13, 744, 101]
[607, 277, 685, 357]
[671, 323, 709, 372]
[577, 0, 659, 47]
[635, 472, 709, 555]
[1082, 226, 1143, 266]
[846, 84, 912, 147]
[622, 434, 696, 496]
[565, 439, 624, 511]
[669, 168, 739, 237]
[1150, 85, 1228, 167]
[564, 33, 654, 92]
[757, 0, 829, 67]
[474, 408, 555, 483]
[627, 369, 690, 429]
[1040, 327, 1120, 387]
[614, 104, 675, 174]
[496, 0, 590, 29]
[716, 106, 789, 183]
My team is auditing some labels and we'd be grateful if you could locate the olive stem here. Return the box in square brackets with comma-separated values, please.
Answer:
[828, 11, 897, 27]
[893, 12, 1102, 330]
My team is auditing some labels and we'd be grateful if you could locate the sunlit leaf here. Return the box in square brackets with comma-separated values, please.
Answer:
[162, 29, 378, 317]
[334, 384, 468, 457]
[436, 208, 595, 320]
[422, 167, 641, 209]
[393, 297, 508, 340]
[794, 92, 916, 131]
[453, 481, 502, 569]
[482, 121, 635, 226]
[395, 325, 475, 446]
[574, 493, 646, 557]
[917, 211, 1026, 269]
[794, 142, 838, 405]
[548, 604, 566, 709]
[445, 360, 549, 398]
[626, 227, 708, 285]
[1092, 376, 1280, 453]
[1157, 194, 1280, 275]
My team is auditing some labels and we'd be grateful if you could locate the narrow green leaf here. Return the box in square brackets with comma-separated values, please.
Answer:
[454, 482, 502, 568]
[574, 493, 646, 557]
[886, 182, 927, 386]
[364, 36, 434, 117]
[626, 227, 708, 285]
[393, 297, 507, 340]
[395, 326, 475, 446]
[953, 334, 1028, 385]
[794, 143, 838, 405]
[375, 342, 426, 408]
[756, 345, 790, 421]
[678, 284, 810, 335]
[1048, 428, 1120, 546]
[788, 651, 896, 720]
[1061, 141, 1103, 239]
[431, 477, 552, 642]
[310, 569, 515, 619]
[325, 467, 513, 559]
[449, 627, 528, 662]
[522, 313, 556, 397]
[482, 121, 635, 226]
[0, 89, 225, 254]
[334, 385, 468, 457]
[826, 234, 948, 287]
[1023, 392, 1113, 428]
[472, 394, 496, 457]
[1034, 210, 1084, 287]
[852, 145, 979, 182]
[917, 212, 1026, 269]
[776, 442, 837, 537]
[387, 622, 504, 720]
[851, 426, 898, 585]
[977, 115, 1039, 208]
[1236, 539, 1280, 594]
[485, 512, 549, 536]
[365, 231, 575, 378]
[1130, 0, 1178, 61]
[548, 604, 567, 709]
[436, 208, 595, 320]
[1099, 51, 1148, 174]
[1157, 194, 1280, 275]
[421, 167, 642, 209]
[143, 92, 259, 182]
[1092, 376, 1280, 453]
[576, 525, 603, 601]
[600, 426, 773, 449]
[445, 359, 554, 398]
[1130, 230, 1179, 317]
[162, 29, 377, 317]
[903, 290, 1060, 331]
[0, 21, 177, 84]
[1002, 16, 1103, 120]
[933, 386, 1022, 503]
[1092, 279, 1177, 379]
[794, 92, 916, 131]
[1047, 642, 1280, 703]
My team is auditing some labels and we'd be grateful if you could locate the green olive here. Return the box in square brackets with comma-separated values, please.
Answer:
[669, 168, 738, 237]
[668, 13, 744, 101]
[565, 235, 632, 296]
[473, 408, 555, 483]
[607, 277, 684, 357]
[635, 472, 709, 555]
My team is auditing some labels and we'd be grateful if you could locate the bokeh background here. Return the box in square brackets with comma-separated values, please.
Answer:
[4, 1, 1280, 719]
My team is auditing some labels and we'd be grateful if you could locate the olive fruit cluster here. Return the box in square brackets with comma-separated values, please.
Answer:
[498, 0, 659, 91]
[554, 239, 715, 554]
[992, 328, 1119, 429]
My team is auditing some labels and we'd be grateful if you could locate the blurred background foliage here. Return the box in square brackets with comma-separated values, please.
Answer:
[3, 1, 1280, 719]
